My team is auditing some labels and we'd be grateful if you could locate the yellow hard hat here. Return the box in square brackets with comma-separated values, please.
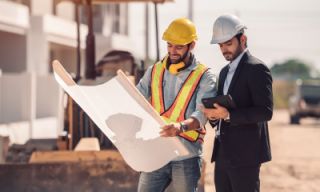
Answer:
[162, 18, 198, 45]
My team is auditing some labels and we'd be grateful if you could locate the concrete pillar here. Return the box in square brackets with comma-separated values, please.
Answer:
[27, 16, 49, 75]
[30, 0, 53, 16]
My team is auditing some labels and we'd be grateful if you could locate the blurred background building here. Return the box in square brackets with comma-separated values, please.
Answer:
[1, 0, 320, 145]
[0, 0, 143, 145]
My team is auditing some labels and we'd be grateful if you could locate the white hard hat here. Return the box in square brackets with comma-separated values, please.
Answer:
[210, 14, 247, 44]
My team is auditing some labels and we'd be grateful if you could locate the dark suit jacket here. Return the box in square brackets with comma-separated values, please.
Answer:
[211, 51, 273, 167]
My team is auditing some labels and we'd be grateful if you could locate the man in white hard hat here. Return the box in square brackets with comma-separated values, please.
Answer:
[202, 14, 273, 192]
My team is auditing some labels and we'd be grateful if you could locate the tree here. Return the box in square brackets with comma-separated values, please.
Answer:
[271, 59, 312, 80]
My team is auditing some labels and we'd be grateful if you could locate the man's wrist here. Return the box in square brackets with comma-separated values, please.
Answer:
[179, 121, 189, 132]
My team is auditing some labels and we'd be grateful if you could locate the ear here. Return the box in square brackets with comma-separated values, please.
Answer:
[189, 41, 196, 50]
[240, 35, 247, 46]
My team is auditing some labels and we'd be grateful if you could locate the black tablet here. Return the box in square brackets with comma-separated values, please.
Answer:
[201, 95, 236, 109]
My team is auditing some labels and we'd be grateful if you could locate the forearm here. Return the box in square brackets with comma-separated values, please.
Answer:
[160, 117, 202, 137]
[180, 117, 201, 131]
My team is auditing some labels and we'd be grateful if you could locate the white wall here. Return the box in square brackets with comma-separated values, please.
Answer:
[33, 117, 59, 139]
[31, 0, 53, 16]
[0, 117, 59, 145]
[27, 15, 88, 75]
[0, 0, 29, 34]
[56, 1, 75, 21]
[0, 73, 62, 143]
[36, 75, 62, 118]
[0, 73, 62, 123]
[0, 73, 35, 124]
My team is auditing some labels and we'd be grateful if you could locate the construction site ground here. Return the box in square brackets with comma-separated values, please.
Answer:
[203, 109, 320, 192]
[2, 109, 320, 191]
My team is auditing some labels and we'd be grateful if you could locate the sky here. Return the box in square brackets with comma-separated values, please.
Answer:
[129, 0, 320, 73]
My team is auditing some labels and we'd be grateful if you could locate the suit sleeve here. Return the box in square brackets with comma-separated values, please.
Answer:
[230, 63, 273, 125]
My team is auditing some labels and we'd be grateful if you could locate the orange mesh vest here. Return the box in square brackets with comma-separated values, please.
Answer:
[151, 61, 208, 143]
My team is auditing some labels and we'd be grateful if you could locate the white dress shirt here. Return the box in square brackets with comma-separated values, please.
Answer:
[223, 48, 248, 95]
[216, 48, 248, 139]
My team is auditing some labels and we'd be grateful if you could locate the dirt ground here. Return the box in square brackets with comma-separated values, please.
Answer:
[203, 109, 320, 192]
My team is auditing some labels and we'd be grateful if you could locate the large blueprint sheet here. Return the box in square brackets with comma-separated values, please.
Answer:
[52, 61, 189, 172]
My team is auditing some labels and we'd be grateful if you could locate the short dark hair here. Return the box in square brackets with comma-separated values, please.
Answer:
[235, 32, 247, 47]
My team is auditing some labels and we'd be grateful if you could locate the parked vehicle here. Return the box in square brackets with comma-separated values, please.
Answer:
[289, 79, 320, 124]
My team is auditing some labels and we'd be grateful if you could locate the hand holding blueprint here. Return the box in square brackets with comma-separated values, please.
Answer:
[52, 60, 189, 172]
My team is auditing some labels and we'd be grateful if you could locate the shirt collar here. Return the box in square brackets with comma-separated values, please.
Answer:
[185, 56, 198, 71]
[228, 48, 248, 72]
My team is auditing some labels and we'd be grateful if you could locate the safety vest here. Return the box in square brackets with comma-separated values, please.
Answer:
[151, 61, 208, 143]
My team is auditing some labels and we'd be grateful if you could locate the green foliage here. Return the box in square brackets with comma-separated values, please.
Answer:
[271, 58, 312, 80]
[270, 58, 320, 108]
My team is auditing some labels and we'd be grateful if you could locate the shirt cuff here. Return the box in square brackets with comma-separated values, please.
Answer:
[190, 111, 206, 128]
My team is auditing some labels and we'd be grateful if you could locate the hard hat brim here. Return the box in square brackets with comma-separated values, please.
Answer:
[210, 26, 247, 44]
[210, 35, 234, 44]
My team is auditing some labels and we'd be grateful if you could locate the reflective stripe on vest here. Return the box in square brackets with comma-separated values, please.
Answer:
[151, 62, 165, 114]
[151, 61, 208, 143]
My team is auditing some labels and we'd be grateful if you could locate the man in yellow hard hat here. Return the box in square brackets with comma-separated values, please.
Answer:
[136, 18, 216, 192]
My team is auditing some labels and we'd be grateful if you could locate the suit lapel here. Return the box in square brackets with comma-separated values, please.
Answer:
[218, 66, 229, 95]
[227, 51, 250, 94]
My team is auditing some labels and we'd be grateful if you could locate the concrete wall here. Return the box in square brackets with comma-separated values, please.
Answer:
[30, 0, 53, 16]
[0, 1, 29, 33]
[0, 73, 34, 123]
[36, 75, 62, 118]
[0, 73, 63, 121]
[27, 15, 88, 75]
[0, 117, 59, 145]
[0, 73, 62, 143]
[56, 1, 75, 21]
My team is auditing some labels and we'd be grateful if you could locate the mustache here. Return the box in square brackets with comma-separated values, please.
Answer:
[223, 52, 232, 55]
[169, 54, 181, 58]
[168, 54, 182, 64]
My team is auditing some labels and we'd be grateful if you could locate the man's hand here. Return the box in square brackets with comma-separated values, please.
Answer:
[201, 103, 229, 120]
[159, 123, 181, 137]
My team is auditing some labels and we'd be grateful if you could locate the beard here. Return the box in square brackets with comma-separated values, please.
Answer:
[223, 45, 243, 61]
[169, 54, 183, 64]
